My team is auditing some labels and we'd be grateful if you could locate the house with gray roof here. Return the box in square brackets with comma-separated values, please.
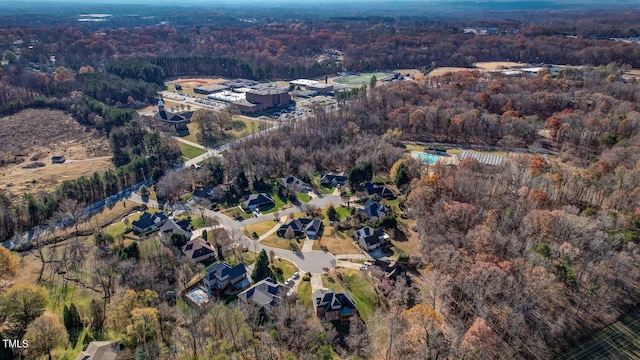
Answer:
[181, 238, 216, 263]
[238, 277, 290, 310]
[354, 226, 389, 251]
[203, 261, 248, 293]
[320, 172, 347, 187]
[358, 200, 387, 219]
[160, 218, 193, 239]
[242, 193, 275, 211]
[131, 212, 168, 234]
[279, 175, 311, 192]
[362, 182, 395, 199]
[277, 218, 323, 239]
[76, 341, 122, 360]
[312, 288, 357, 322]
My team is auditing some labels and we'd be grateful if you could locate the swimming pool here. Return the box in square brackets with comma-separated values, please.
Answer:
[412, 151, 442, 165]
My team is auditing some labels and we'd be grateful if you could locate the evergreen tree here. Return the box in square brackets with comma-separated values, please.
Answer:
[63, 303, 83, 345]
[327, 205, 339, 222]
[251, 249, 273, 282]
[395, 163, 410, 187]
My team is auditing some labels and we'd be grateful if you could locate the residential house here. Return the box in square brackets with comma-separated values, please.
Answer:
[238, 277, 290, 310]
[358, 200, 386, 220]
[354, 226, 389, 251]
[374, 259, 405, 280]
[277, 218, 323, 239]
[131, 212, 168, 234]
[362, 182, 395, 199]
[160, 218, 193, 239]
[181, 237, 216, 263]
[76, 341, 122, 360]
[242, 193, 275, 211]
[192, 186, 214, 201]
[279, 175, 311, 192]
[320, 172, 348, 187]
[312, 288, 357, 322]
[203, 261, 249, 293]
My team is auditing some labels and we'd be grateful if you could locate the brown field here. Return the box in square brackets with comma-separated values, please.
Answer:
[0, 109, 112, 196]
[313, 230, 362, 255]
[474, 61, 526, 70]
[428, 67, 472, 77]
[173, 78, 226, 88]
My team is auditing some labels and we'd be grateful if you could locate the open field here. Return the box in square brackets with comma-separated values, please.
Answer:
[428, 67, 472, 77]
[179, 142, 207, 159]
[260, 233, 303, 251]
[180, 117, 268, 146]
[313, 230, 362, 255]
[334, 72, 394, 86]
[0, 109, 112, 195]
[474, 61, 526, 70]
[243, 220, 278, 238]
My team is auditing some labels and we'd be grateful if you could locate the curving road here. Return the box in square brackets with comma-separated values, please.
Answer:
[193, 193, 344, 273]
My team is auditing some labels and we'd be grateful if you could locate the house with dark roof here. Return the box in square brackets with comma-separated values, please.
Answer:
[131, 212, 168, 234]
[320, 172, 347, 187]
[154, 100, 189, 131]
[374, 259, 405, 280]
[76, 341, 122, 360]
[181, 238, 216, 263]
[358, 200, 387, 219]
[242, 193, 275, 211]
[238, 277, 290, 311]
[160, 218, 193, 239]
[279, 176, 311, 192]
[277, 218, 323, 239]
[203, 261, 248, 293]
[192, 186, 214, 201]
[354, 226, 389, 251]
[362, 182, 395, 199]
[312, 288, 357, 322]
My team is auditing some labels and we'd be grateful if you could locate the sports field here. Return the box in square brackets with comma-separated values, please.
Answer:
[334, 72, 394, 86]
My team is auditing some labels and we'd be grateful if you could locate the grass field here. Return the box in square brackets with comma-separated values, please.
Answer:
[335, 269, 380, 324]
[562, 308, 640, 359]
[260, 234, 303, 251]
[180, 117, 268, 146]
[313, 230, 362, 254]
[272, 258, 298, 283]
[179, 142, 207, 159]
[296, 192, 310, 203]
[334, 72, 394, 86]
[243, 220, 279, 238]
[297, 280, 313, 309]
[0, 109, 113, 196]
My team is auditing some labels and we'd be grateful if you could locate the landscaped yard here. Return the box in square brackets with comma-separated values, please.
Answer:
[221, 206, 252, 220]
[182, 122, 200, 143]
[334, 269, 380, 324]
[335, 206, 351, 220]
[272, 258, 298, 283]
[311, 176, 335, 194]
[296, 192, 310, 203]
[260, 233, 303, 251]
[313, 230, 362, 255]
[297, 280, 313, 309]
[260, 193, 287, 214]
[179, 142, 207, 159]
[243, 220, 279, 238]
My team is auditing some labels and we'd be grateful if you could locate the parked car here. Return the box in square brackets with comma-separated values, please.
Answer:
[360, 265, 368, 271]
[292, 272, 300, 280]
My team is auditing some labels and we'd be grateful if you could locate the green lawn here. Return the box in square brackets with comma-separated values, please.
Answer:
[336, 206, 351, 220]
[311, 176, 335, 194]
[243, 220, 279, 238]
[334, 72, 394, 86]
[272, 258, 298, 283]
[336, 269, 380, 325]
[179, 142, 207, 159]
[297, 280, 313, 309]
[221, 207, 252, 220]
[296, 192, 310, 203]
[260, 193, 287, 214]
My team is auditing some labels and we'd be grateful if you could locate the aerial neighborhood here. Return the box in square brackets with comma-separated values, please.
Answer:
[1, 2, 639, 359]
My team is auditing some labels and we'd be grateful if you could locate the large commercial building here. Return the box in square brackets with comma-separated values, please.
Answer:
[235, 88, 292, 114]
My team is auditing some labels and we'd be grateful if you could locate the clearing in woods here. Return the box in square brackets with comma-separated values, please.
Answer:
[0, 109, 112, 196]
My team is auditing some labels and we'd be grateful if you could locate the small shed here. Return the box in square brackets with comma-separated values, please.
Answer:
[51, 156, 65, 164]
